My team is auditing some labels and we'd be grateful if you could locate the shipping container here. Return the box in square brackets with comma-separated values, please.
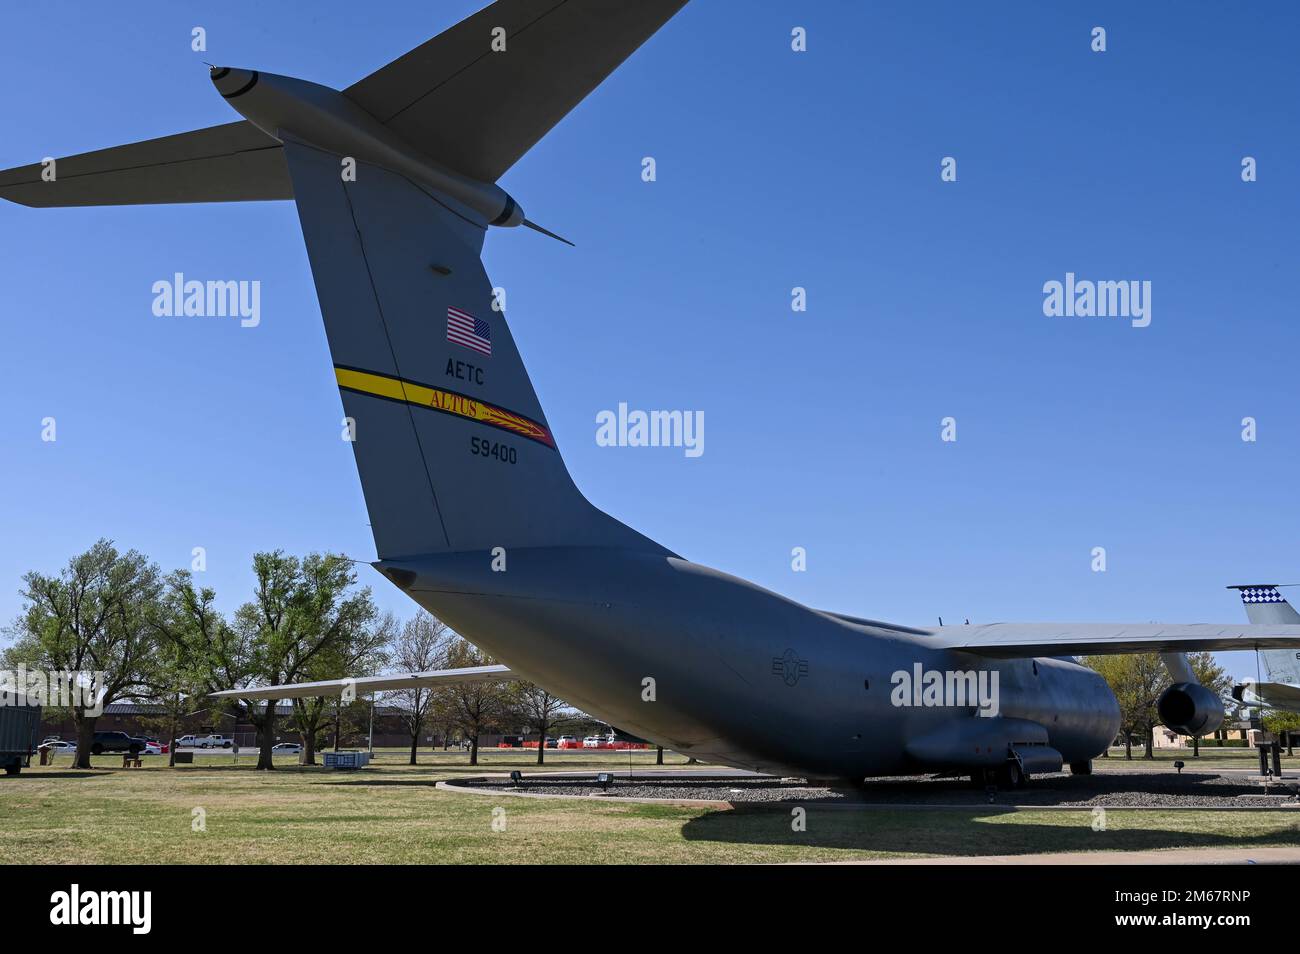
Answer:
[1, 694, 42, 775]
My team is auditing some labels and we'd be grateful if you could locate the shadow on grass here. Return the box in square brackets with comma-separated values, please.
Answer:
[680, 804, 1300, 857]
[840, 771, 1288, 807]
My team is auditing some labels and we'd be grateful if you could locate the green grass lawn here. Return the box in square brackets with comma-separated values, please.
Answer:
[4, 749, 1299, 864]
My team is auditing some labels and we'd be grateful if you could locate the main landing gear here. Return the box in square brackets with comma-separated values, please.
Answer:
[969, 760, 1024, 790]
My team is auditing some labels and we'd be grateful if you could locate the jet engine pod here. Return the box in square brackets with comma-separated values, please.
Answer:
[1157, 682, 1224, 736]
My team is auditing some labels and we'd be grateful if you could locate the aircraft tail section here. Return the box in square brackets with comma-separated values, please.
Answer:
[0, 0, 690, 564]
[1231, 585, 1300, 685]
[283, 140, 665, 560]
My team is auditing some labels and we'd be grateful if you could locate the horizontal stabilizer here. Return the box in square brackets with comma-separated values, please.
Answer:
[209, 664, 513, 701]
[0, 121, 291, 207]
[344, 0, 688, 182]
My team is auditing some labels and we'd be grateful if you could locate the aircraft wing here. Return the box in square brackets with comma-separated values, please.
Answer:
[208, 664, 513, 701]
[926, 623, 1300, 658]
[0, 121, 291, 207]
[343, 0, 688, 182]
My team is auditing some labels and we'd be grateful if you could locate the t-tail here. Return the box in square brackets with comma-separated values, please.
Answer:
[0, 0, 688, 561]
[1229, 585, 1300, 700]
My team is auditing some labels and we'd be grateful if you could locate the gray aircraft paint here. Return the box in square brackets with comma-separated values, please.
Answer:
[9, 0, 1300, 782]
[369, 548, 1120, 777]
[1232, 585, 1300, 711]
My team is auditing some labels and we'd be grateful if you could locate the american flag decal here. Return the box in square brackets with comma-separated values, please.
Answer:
[446, 306, 491, 356]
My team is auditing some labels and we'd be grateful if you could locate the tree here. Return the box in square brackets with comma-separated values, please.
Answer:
[386, 611, 452, 765]
[1084, 653, 1167, 760]
[432, 637, 511, 765]
[7, 541, 162, 768]
[215, 551, 380, 770]
[1262, 710, 1300, 754]
[511, 682, 573, 765]
[144, 571, 232, 767]
[288, 610, 391, 765]
[328, 695, 374, 750]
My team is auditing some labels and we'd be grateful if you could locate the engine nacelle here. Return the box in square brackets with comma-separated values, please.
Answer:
[1157, 682, 1224, 737]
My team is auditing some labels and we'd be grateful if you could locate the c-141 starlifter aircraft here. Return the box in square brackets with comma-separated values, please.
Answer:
[5, 0, 1300, 787]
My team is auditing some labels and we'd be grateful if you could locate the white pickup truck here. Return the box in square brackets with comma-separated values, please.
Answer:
[176, 734, 233, 749]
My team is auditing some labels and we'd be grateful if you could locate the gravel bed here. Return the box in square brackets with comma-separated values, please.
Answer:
[454, 771, 1300, 808]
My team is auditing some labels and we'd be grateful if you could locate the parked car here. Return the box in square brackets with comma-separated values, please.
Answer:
[582, 736, 604, 748]
[272, 742, 302, 754]
[556, 735, 577, 748]
[90, 731, 142, 755]
[176, 734, 233, 749]
[544, 737, 558, 748]
[43, 740, 77, 753]
[132, 738, 162, 755]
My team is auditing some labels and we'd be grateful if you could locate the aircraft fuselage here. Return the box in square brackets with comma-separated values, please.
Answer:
[380, 547, 1120, 780]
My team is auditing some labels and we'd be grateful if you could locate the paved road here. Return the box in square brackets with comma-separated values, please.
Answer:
[831, 846, 1300, 865]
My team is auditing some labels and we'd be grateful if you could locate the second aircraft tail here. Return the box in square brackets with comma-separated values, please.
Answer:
[1231, 585, 1300, 685]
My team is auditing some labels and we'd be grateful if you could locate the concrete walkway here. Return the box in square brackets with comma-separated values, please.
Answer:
[835, 846, 1300, 865]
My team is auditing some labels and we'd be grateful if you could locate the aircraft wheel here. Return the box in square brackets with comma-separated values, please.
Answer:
[1069, 760, 1093, 775]
[996, 761, 1024, 789]
[4, 761, 20, 776]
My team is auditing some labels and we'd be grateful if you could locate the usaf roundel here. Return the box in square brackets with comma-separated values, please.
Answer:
[772, 648, 809, 687]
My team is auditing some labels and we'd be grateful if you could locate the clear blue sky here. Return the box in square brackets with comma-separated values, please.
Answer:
[1, 1, 1297, 681]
